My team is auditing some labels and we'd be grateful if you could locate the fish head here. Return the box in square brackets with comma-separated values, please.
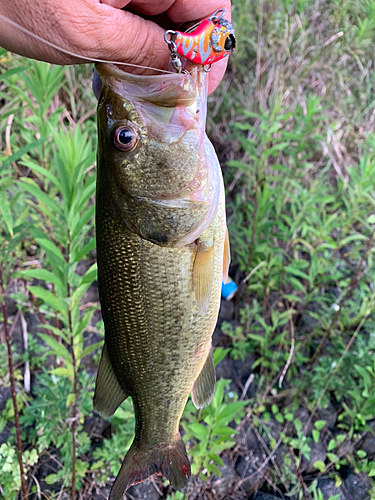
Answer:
[96, 64, 221, 246]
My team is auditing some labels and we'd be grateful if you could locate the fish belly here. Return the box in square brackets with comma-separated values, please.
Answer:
[96, 189, 224, 446]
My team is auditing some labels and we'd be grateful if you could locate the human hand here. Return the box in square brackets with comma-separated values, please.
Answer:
[0, 0, 231, 94]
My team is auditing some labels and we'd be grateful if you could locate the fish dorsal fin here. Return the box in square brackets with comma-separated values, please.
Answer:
[193, 236, 215, 315]
[222, 227, 231, 284]
[191, 347, 216, 409]
[93, 345, 128, 418]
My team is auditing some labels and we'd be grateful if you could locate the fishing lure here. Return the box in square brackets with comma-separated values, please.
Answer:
[165, 8, 236, 72]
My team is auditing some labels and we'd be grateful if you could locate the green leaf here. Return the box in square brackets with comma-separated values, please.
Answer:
[285, 265, 310, 281]
[356, 450, 367, 459]
[66, 393, 76, 407]
[28, 285, 67, 315]
[75, 177, 96, 213]
[38, 333, 73, 369]
[213, 348, 230, 367]
[38, 324, 70, 343]
[212, 426, 237, 438]
[188, 423, 209, 441]
[336, 434, 346, 443]
[35, 237, 66, 265]
[205, 462, 221, 477]
[326, 452, 339, 463]
[51, 367, 72, 379]
[313, 460, 325, 472]
[20, 160, 60, 188]
[340, 234, 367, 246]
[79, 341, 103, 361]
[20, 268, 64, 290]
[74, 308, 97, 339]
[314, 420, 326, 431]
[45, 474, 58, 485]
[78, 263, 97, 287]
[216, 401, 248, 424]
[312, 429, 320, 443]
[1, 66, 27, 80]
[286, 276, 306, 292]
[208, 452, 224, 467]
[71, 203, 95, 241]
[211, 378, 226, 410]
[0, 193, 13, 236]
[333, 475, 342, 487]
[71, 238, 96, 263]
[209, 440, 235, 454]
[327, 439, 336, 451]
[19, 178, 63, 217]
[275, 413, 284, 423]
[2, 138, 46, 169]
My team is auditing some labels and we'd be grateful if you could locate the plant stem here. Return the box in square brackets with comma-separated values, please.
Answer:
[0, 269, 28, 500]
[66, 236, 77, 500]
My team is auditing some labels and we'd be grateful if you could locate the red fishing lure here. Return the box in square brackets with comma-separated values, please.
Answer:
[165, 9, 236, 72]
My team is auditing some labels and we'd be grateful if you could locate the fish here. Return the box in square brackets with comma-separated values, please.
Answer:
[93, 62, 230, 499]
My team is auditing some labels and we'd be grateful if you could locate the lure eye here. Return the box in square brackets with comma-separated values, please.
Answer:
[224, 34, 236, 52]
[114, 126, 137, 152]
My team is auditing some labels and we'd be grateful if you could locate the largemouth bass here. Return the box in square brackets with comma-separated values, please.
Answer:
[93, 62, 230, 500]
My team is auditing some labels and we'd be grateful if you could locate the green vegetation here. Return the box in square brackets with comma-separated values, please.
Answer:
[1, 0, 375, 498]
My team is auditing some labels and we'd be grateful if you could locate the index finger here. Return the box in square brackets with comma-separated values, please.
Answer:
[105, 0, 231, 22]
[166, 0, 231, 24]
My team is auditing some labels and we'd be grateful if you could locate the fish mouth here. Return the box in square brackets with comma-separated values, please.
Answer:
[95, 63, 198, 107]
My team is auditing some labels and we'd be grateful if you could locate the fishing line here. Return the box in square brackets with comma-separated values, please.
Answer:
[0, 13, 174, 74]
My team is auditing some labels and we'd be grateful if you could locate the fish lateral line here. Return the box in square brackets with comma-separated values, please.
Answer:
[0, 13, 174, 74]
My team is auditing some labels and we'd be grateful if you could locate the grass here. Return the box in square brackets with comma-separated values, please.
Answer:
[1, 0, 375, 499]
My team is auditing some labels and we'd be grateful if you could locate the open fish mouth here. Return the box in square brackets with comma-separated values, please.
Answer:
[94, 62, 197, 107]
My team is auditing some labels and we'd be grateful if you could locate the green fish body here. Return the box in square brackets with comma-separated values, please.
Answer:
[93, 63, 229, 500]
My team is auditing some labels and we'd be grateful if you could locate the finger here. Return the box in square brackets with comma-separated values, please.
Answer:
[207, 58, 228, 95]
[127, 0, 175, 17]
[92, 5, 171, 73]
[167, 0, 231, 24]
[100, 0, 131, 8]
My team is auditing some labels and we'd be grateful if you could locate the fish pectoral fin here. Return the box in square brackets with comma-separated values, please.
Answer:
[193, 236, 215, 315]
[191, 347, 216, 409]
[93, 344, 128, 418]
[109, 434, 190, 499]
[222, 226, 231, 284]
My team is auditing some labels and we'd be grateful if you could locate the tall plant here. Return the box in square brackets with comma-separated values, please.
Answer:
[18, 125, 99, 496]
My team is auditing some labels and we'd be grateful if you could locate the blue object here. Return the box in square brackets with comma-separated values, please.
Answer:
[221, 277, 238, 300]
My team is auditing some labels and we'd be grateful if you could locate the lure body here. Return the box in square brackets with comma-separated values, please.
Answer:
[164, 9, 236, 71]
[173, 14, 236, 66]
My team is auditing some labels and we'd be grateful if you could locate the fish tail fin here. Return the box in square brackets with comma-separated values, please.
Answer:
[109, 434, 190, 500]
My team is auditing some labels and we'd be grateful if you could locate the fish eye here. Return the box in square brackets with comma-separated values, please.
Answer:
[114, 126, 137, 152]
[224, 34, 236, 51]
